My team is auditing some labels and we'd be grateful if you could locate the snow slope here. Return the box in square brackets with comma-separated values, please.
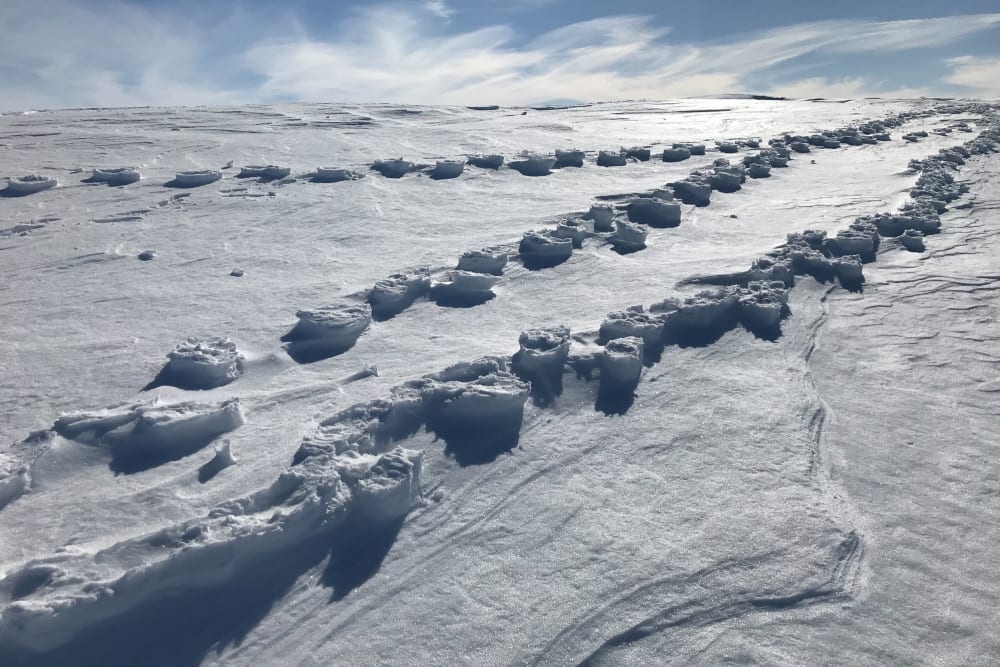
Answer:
[1, 98, 998, 666]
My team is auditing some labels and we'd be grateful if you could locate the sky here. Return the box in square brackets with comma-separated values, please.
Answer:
[1, 0, 999, 111]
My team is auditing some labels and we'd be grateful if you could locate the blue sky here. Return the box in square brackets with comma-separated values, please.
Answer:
[1, 0, 999, 110]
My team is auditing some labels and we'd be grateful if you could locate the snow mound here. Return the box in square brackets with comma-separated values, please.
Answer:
[84, 167, 140, 186]
[510, 154, 556, 176]
[626, 197, 681, 228]
[554, 149, 585, 168]
[237, 165, 291, 180]
[368, 269, 431, 320]
[519, 230, 573, 269]
[467, 154, 504, 170]
[430, 270, 500, 307]
[610, 220, 648, 254]
[154, 336, 246, 390]
[281, 304, 372, 363]
[457, 247, 508, 275]
[313, 167, 365, 183]
[430, 160, 465, 180]
[52, 398, 244, 473]
[168, 170, 221, 188]
[597, 150, 627, 167]
[2, 175, 57, 197]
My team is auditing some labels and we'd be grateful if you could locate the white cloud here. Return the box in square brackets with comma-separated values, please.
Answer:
[1, 2, 998, 110]
[944, 56, 1000, 99]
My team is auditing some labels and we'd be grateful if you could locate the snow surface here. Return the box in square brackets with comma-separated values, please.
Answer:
[1, 97, 999, 666]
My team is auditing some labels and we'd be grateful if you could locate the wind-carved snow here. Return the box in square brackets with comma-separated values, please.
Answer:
[0, 98, 997, 665]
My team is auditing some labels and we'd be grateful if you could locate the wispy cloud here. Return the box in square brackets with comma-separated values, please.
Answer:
[944, 56, 1000, 98]
[1, 2, 998, 111]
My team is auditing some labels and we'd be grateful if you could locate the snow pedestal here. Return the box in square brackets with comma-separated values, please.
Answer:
[164, 336, 246, 389]
[739, 291, 783, 333]
[170, 171, 221, 188]
[554, 149, 585, 168]
[626, 197, 681, 228]
[789, 141, 811, 153]
[831, 229, 878, 262]
[314, 167, 365, 182]
[599, 336, 644, 394]
[610, 220, 647, 254]
[624, 147, 651, 161]
[599, 307, 665, 346]
[457, 247, 508, 275]
[716, 142, 739, 153]
[670, 177, 711, 206]
[369, 269, 431, 319]
[747, 279, 789, 305]
[655, 287, 742, 345]
[428, 372, 530, 464]
[3, 175, 58, 196]
[197, 440, 238, 483]
[510, 154, 556, 176]
[901, 229, 925, 252]
[748, 162, 771, 179]
[238, 165, 291, 179]
[688, 143, 706, 155]
[430, 160, 465, 180]
[552, 219, 593, 247]
[350, 448, 424, 523]
[282, 304, 372, 362]
[371, 159, 417, 178]
[587, 204, 616, 232]
[747, 256, 794, 286]
[468, 154, 504, 170]
[512, 326, 571, 400]
[597, 150, 627, 167]
[87, 167, 140, 185]
[430, 270, 500, 307]
[709, 167, 743, 193]
[790, 247, 835, 282]
[834, 255, 865, 290]
[662, 146, 691, 162]
[520, 231, 573, 268]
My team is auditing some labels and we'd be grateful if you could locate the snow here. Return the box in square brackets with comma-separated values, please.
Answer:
[1, 97, 999, 666]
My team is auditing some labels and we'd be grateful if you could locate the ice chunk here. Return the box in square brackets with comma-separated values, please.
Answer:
[688, 143, 706, 155]
[789, 141, 811, 153]
[519, 230, 573, 269]
[901, 229, 925, 252]
[624, 146, 651, 161]
[512, 326, 570, 389]
[626, 197, 681, 228]
[789, 247, 834, 281]
[748, 163, 771, 179]
[669, 176, 711, 206]
[457, 247, 508, 275]
[834, 255, 864, 290]
[552, 219, 593, 248]
[716, 142, 739, 153]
